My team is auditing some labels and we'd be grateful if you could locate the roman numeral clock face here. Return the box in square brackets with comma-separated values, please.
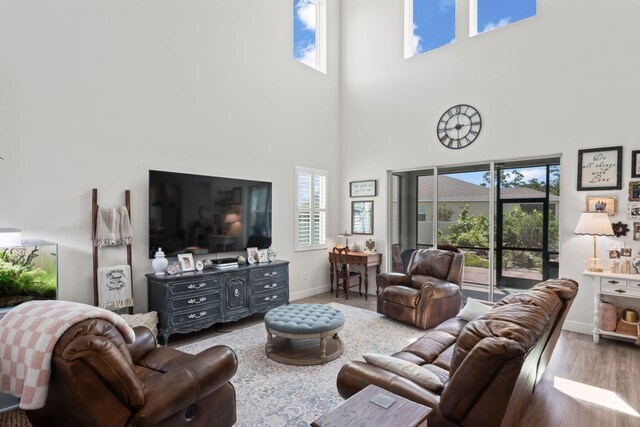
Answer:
[437, 104, 482, 149]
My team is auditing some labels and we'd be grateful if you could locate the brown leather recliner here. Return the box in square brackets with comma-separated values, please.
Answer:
[26, 319, 238, 427]
[338, 279, 579, 427]
[377, 249, 464, 329]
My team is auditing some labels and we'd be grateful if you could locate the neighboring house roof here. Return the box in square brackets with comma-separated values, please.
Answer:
[417, 176, 559, 202]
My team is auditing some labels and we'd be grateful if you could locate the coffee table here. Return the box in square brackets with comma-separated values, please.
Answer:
[264, 304, 345, 366]
[311, 384, 432, 427]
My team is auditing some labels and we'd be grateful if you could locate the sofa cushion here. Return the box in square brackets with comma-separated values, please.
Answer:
[402, 330, 457, 363]
[433, 317, 468, 337]
[495, 289, 561, 318]
[450, 304, 550, 376]
[363, 353, 443, 392]
[382, 286, 421, 307]
[532, 279, 579, 303]
[432, 344, 455, 371]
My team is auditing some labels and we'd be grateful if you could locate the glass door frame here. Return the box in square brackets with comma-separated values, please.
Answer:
[388, 157, 559, 303]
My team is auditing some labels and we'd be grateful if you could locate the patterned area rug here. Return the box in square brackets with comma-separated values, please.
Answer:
[178, 302, 426, 426]
[0, 303, 426, 427]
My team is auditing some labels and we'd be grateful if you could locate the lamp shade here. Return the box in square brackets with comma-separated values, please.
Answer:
[574, 212, 614, 236]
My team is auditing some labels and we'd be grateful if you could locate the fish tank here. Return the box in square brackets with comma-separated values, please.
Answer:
[0, 240, 58, 313]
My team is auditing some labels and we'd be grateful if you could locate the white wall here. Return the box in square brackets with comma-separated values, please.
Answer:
[340, 0, 640, 331]
[0, 0, 341, 310]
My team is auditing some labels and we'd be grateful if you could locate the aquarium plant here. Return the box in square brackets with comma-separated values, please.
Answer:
[0, 246, 57, 308]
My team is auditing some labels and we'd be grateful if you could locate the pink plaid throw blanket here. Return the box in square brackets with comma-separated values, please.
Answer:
[0, 300, 135, 409]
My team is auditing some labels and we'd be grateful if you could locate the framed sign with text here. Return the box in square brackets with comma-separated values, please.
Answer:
[350, 180, 377, 197]
[577, 146, 622, 191]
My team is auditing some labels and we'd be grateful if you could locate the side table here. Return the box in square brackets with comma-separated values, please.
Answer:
[311, 384, 432, 427]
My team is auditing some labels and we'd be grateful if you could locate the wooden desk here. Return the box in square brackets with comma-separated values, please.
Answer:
[311, 384, 431, 427]
[328, 251, 382, 300]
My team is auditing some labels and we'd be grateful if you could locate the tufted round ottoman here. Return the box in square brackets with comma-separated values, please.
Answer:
[264, 304, 345, 365]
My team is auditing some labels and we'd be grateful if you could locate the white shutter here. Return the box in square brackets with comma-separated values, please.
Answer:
[295, 167, 328, 251]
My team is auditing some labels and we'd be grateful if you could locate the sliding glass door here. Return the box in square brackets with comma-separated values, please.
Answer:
[389, 158, 560, 302]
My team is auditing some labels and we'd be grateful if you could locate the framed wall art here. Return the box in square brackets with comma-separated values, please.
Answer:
[628, 204, 640, 220]
[585, 196, 617, 216]
[632, 150, 640, 178]
[351, 200, 374, 235]
[577, 146, 622, 191]
[630, 181, 640, 202]
[350, 180, 377, 197]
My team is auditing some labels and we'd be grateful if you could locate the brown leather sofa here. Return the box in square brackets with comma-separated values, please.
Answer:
[338, 279, 579, 427]
[26, 319, 238, 427]
[377, 249, 464, 329]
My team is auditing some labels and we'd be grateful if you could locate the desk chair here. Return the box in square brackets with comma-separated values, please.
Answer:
[333, 246, 363, 300]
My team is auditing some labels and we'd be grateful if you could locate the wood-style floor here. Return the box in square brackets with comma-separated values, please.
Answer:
[170, 291, 640, 427]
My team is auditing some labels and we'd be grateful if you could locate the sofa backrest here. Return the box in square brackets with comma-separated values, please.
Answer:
[406, 249, 464, 285]
[440, 279, 577, 427]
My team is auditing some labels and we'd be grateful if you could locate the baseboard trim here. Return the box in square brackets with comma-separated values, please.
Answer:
[562, 320, 592, 335]
[290, 284, 331, 301]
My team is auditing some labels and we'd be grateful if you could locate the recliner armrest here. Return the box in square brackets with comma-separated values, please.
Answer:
[128, 345, 238, 427]
[377, 273, 411, 291]
[419, 281, 461, 300]
[128, 326, 157, 365]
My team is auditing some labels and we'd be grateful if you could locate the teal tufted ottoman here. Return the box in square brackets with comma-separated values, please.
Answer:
[264, 303, 345, 365]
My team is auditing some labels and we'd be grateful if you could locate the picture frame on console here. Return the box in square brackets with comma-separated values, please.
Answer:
[247, 247, 258, 265]
[577, 146, 622, 191]
[258, 249, 269, 263]
[177, 253, 195, 272]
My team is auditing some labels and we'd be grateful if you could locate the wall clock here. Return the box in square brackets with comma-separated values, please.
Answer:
[437, 104, 482, 150]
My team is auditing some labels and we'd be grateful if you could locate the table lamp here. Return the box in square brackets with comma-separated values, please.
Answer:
[338, 230, 353, 249]
[574, 212, 614, 272]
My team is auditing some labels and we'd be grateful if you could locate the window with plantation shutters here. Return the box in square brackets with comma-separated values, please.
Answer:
[295, 166, 328, 251]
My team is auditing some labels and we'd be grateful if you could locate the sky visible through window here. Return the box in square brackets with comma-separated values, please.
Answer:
[293, 0, 317, 68]
[477, 0, 536, 34]
[412, 0, 456, 56]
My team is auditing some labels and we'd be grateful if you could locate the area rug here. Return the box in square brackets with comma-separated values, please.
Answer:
[177, 302, 426, 427]
[0, 303, 426, 427]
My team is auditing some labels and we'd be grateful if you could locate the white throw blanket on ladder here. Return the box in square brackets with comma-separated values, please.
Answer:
[94, 206, 133, 247]
[97, 265, 134, 310]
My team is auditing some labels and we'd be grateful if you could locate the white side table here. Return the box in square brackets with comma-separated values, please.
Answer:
[584, 270, 640, 344]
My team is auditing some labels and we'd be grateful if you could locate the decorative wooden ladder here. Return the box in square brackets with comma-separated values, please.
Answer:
[91, 188, 133, 314]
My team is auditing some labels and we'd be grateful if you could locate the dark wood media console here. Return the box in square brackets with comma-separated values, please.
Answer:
[147, 260, 289, 343]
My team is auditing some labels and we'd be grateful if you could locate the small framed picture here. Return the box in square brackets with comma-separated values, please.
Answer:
[621, 248, 633, 257]
[609, 250, 620, 259]
[635, 223, 640, 241]
[247, 247, 258, 265]
[352, 200, 374, 235]
[630, 181, 640, 202]
[632, 150, 640, 178]
[258, 249, 269, 263]
[177, 253, 195, 272]
[195, 260, 204, 271]
[577, 146, 622, 191]
[628, 204, 640, 220]
[350, 180, 377, 197]
[585, 196, 617, 216]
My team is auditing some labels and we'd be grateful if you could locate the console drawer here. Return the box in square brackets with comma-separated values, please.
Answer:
[252, 279, 288, 295]
[170, 306, 221, 326]
[601, 280, 640, 297]
[252, 288, 288, 308]
[170, 277, 221, 296]
[250, 265, 288, 282]
[170, 290, 221, 311]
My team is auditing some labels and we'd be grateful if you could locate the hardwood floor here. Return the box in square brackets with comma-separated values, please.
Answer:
[170, 291, 640, 427]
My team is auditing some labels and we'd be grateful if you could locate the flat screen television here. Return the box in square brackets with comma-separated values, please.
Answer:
[149, 170, 272, 258]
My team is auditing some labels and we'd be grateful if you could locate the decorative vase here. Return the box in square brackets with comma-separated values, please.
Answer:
[633, 257, 640, 274]
[152, 247, 168, 275]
